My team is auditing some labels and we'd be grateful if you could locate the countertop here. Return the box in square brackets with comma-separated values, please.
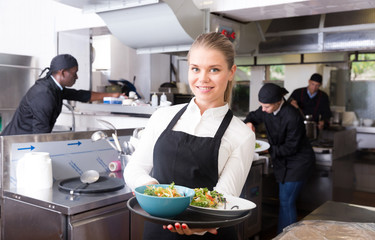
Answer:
[74, 102, 156, 116]
[3, 160, 266, 216]
[304, 200, 375, 222]
[3, 172, 133, 215]
[346, 125, 375, 134]
[273, 201, 375, 239]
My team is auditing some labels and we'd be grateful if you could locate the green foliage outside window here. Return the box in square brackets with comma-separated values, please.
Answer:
[350, 53, 375, 81]
[270, 65, 285, 81]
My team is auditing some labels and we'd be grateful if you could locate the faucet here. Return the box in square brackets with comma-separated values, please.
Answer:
[63, 103, 76, 132]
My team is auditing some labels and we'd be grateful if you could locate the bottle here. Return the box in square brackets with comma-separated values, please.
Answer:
[151, 93, 158, 107]
[160, 92, 167, 102]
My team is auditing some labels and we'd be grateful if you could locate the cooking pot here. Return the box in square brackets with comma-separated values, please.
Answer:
[304, 115, 317, 140]
[332, 111, 343, 125]
[16, 152, 53, 190]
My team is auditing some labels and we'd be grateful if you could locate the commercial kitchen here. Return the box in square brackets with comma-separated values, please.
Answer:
[1, 0, 375, 239]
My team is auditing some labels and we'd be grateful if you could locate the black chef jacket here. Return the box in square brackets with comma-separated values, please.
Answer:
[289, 87, 332, 123]
[1, 76, 91, 136]
[244, 101, 315, 183]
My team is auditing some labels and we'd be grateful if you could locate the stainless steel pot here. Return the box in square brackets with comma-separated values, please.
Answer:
[332, 111, 343, 125]
[304, 115, 317, 140]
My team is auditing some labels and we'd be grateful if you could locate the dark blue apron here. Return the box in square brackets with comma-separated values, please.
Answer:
[143, 104, 237, 240]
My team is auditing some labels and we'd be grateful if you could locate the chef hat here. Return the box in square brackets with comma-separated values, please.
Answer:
[258, 83, 288, 104]
[310, 73, 322, 83]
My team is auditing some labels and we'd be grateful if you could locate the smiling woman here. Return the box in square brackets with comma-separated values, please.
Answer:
[124, 32, 255, 240]
[187, 33, 236, 114]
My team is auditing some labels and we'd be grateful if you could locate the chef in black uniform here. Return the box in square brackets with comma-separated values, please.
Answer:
[289, 73, 332, 129]
[1, 54, 122, 136]
[244, 83, 315, 234]
[124, 32, 255, 239]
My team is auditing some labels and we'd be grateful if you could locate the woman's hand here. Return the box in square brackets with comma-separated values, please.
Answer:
[290, 99, 299, 109]
[245, 122, 256, 133]
[163, 223, 217, 235]
[318, 120, 324, 130]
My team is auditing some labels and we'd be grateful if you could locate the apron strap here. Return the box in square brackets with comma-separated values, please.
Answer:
[214, 109, 233, 139]
[300, 87, 305, 102]
[164, 104, 188, 131]
[164, 103, 233, 140]
[313, 91, 322, 120]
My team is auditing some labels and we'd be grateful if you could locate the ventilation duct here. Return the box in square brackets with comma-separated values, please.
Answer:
[259, 9, 375, 55]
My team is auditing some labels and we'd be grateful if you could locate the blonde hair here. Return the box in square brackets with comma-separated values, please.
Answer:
[187, 32, 236, 104]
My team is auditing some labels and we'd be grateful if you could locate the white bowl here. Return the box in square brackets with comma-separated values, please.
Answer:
[159, 101, 172, 107]
[122, 99, 133, 106]
[363, 119, 373, 127]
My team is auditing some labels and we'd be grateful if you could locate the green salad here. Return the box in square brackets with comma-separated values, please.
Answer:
[190, 188, 226, 208]
[143, 182, 182, 198]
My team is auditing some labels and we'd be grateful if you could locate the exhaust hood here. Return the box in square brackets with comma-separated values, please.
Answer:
[97, 0, 262, 54]
[258, 9, 375, 55]
[55, 1, 375, 56]
[55, 0, 265, 55]
[98, 1, 204, 54]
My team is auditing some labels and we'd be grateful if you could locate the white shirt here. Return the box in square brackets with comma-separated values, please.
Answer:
[50, 75, 63, 90]
[273, 99, 285, 115]
[124, 98, 255, 197]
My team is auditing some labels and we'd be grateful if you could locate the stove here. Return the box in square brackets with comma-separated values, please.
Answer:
[311, 139, 334, 167]
[59, 175, 125, 194]
[310, 128, 357, 167]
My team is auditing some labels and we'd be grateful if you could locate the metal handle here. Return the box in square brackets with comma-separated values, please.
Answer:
[96, 119, 117, 135]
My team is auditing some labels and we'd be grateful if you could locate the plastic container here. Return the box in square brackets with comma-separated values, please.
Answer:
[160, 92, 167, 102]
[17, 152, 53, 190]
[151, 93, 158, 107]
[103, 97, 122, 104]
[109, 160, 122, 172]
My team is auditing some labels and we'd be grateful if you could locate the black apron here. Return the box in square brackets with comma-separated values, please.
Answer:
[143, 104, 236, 240]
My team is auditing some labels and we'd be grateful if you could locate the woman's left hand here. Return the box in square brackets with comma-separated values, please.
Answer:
[163, 223, 218, 235]
[245, 122, 256, 132]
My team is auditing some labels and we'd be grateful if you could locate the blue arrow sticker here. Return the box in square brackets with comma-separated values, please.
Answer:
[67, 141, 82, 147]
[17, 145, 35, 151]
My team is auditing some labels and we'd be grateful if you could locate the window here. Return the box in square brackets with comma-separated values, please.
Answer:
[270, 65, 285, 81]
[350, 53, 375, 81]
[231, 66, 251, 117]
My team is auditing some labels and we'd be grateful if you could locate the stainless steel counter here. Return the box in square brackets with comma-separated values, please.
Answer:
[3, 173, 133, 215]
[2, 172, 133, 240]
[345, 126, 375, 149]
[75, 102, 156, 116]
[346, 125, 375, 134]
[273, 201, 375, 239]
[304, 200, 375, 222]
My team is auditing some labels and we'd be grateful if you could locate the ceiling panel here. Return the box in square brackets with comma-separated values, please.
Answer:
[207, 0, 375, 22]
[55, 0, 375, 23]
